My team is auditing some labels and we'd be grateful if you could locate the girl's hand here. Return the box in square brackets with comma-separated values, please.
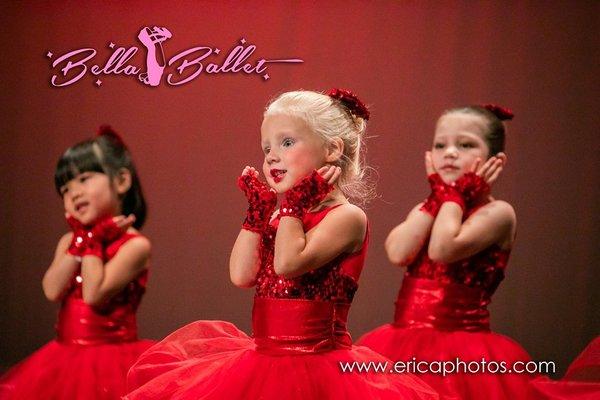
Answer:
[455, 153, 506, 207]
[425, 151, 436, 176]
[65, 212, 85, 231]
[112, 214, 136, 231]
[280, 169, 334, 219]
[238, 166, 275, 199]
[420, 152, 464, 216]
[241, 165, 258, 178]
[317, 165, 342, 185]
[470, 152, 506, 186]
[237, 166, 277, 233]
[90, 215, 131, 244]
[65, 212, 87, 257]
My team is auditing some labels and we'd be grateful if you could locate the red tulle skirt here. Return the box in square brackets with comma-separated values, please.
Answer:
[529, 336, 600, 400]
[125, 320, 440, 400]
[358, 325, 534, 400]
[0, 339, 154, 400]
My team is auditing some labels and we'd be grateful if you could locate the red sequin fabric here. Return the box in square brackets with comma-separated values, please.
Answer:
[407, 205, 510, 297]
[238, 173, 277, 233]
[57, 233, 148, 344]
[455, 172, 491, 209]
[66, 233, 147, 308]
[255, 205, 367, 303]
[420, 173, 465, 216]
[326, 88, 371, 121]
[279, 171, 333, 219]
[406, 245, 509, 296]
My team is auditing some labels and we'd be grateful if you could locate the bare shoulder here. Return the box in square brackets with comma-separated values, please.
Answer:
[474, 200, 517, 248]
[119, 234, 152, 257]
[490, 200, 517, 247]
[481, 200, 516, 222]
[56, 232, 73, 253]
[408, 202, 426, 217]
[413, 202, 426, 212]
[59, 232, 73, 244]
[323, 204, 367, 252]
[326, 203, 367, 227]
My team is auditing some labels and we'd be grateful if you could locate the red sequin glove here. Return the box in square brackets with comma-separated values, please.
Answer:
[420, 173, 465, 217]
[66, 216, 125, 259]
[238, 173, 277, 233]
[85, 216, 126, 258]
[454, 172, 490, 208]
[280, 170, 333, 219]
[81, 235, 103, 258]
[90, 216, 126, 243]
[66, 216, 89, 257]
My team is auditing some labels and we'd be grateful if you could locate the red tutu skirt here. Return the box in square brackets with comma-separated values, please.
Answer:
[358, 325, 533, 400]
[0, 339, 154, 399]
[1, 294, 154, 400]
[529, 336, 600, 400]
[357, 277, 534, 400]
[126, 298, 440, 400]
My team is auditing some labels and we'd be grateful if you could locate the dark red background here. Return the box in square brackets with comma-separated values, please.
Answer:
[1, 2, 598, 378]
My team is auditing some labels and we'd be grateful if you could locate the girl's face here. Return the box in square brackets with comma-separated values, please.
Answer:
[432, 112, 491, 183]
[60, 171, 121, 225]
[261, 114, 329, 193]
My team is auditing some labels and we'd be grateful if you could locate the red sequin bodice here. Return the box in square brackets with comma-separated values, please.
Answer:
[406, 204, 511, 298]
[394, 206, 511, 331]
[56, 233, 148, 344]
[255, 205, 367, 303]
[65, 233, 148, 311]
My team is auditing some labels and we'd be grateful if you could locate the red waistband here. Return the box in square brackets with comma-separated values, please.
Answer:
[394, 276, 490, 332]
[56, 298, 138, 345]
[252, 297, 352, 355]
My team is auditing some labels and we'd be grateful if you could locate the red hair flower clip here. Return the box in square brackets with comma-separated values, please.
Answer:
[482, 104, 514, 121]
[97, 125, 127, 148]
[327, 88, 370, 121]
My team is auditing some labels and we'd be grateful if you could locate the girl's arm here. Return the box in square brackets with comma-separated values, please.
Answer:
[428, 155, 515, 263]
[385, 203, 434, 266]
[42, 233, 81, 302]
[274, 203, 367, 278]
[428, 200, 516, 263]
[385, 150, 448, 267]
[81, 235, 151, 306]
[229, 230, 261, 288]
[229, 166, 277, 288]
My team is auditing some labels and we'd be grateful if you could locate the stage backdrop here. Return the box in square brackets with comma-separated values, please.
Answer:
[1, 1, 598, 378]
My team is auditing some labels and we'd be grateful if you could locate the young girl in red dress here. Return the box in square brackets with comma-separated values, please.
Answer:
[125, 89, 439, 399]
[358, 105, 533, 400]
[0, 126, 154, 399]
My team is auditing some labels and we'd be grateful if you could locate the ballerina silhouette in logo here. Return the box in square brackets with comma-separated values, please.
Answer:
[137, 26, 172, 87]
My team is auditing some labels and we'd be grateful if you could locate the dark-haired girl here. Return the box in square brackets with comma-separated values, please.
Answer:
[0, 126, 154, 399]
[358, 105, 534, 399]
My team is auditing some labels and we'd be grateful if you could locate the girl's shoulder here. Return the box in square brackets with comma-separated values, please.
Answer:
[323, 202, 366, 224]
[110, 229, 152, 256]
[59, 231, 73, 243]
[316, 203, 367, 253]
[477, 199, 516, 220]
[55, 231, 74, 254]
[320, 203, 368, 241]
[475, 199, 516, 250]
[123, 228, 151, 247]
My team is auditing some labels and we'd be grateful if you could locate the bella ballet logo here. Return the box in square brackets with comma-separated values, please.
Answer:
[47, 26, 303, 87]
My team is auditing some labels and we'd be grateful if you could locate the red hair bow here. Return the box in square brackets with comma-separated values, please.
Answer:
[482, 104, 514, 121]
[97, 125, 127, 147]
[327, 88, 370, 121]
